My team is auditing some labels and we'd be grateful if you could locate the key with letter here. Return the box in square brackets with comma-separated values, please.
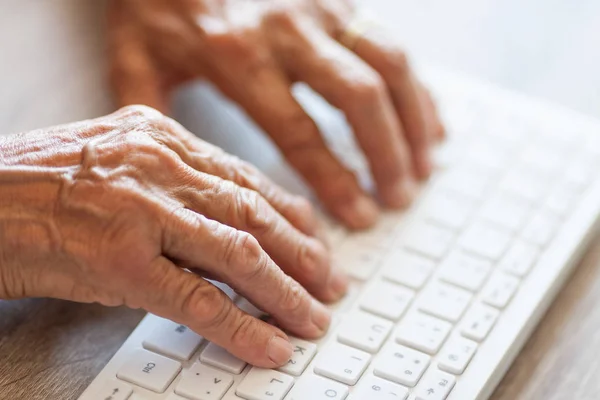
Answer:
[284, 374, 348, 400]
[373, 343, 430, 387]
[143, 319, 204, 361]
[461, 304, 500, 342]
[175, 363, 233, 400]
[314, 342, 371, 385]
[438, 336, 478, 374]
[200, 343, 247, 375]
[236, 368, 294, 400]
[116, 349, 181, 393]
[277, 337, 317, 376]
[418, 282, 472, 323]
[381, 251, 435, 290]
[348, 375, 409, 400]
[337, 311, 393, 353]
[360, 280, 415, 321]
[413, 369, 456, 400]
[395, 313, 452, 355]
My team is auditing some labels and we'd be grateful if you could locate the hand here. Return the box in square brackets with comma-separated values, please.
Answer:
[0, 105, 347, 367]
[107, 0, 445, 229]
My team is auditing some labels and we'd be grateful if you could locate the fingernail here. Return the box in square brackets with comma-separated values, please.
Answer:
[329, 267, 349, 298]
[387, 179, 416, 208]
[339, 196, 379, 228]
[267, 336, 293, 365]
[311, 298, 332, 333]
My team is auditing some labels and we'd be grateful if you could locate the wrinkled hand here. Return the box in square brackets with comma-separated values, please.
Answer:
[108, 0, 444, 229]
[0, 106, 347, 367]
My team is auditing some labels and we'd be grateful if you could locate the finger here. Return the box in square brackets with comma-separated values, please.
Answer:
[107, 2, 168, 112]
[152, 117, 321, 237]
[277, 29, 417, 208]
[143, 256, 293, 367]
[203, 55, 379, 229]
[160, 207, 332, 339]
[175, 170, 348, 302]
[349, 28, 436, 178]
[419, 84, 446, 141]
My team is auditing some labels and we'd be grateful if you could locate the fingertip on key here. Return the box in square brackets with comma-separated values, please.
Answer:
[337, 195, 380, 229]
[384, 178, 417, 209]
[267, 336, 294, 366]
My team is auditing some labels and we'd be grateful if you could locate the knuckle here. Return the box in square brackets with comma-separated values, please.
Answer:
[182, 282, 230, 327]
[386, 48, 410, 76]
[221, 229, 267, 279]
[264, 7, 301, 32]
[279, 277, 309, 316]
[234, 188, 274, 235]
[347, 71, 386, 103]
[118, 104, 164, 123]
[230, 313, 261, 348]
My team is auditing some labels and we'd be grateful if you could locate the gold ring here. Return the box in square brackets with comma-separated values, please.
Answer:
[337, 11, 378, 51]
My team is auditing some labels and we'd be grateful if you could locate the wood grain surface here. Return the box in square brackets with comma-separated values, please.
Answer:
[1, 1, 600, 399]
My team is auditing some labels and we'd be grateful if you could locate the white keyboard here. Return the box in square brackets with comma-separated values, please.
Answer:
[79, 68, 600, 400]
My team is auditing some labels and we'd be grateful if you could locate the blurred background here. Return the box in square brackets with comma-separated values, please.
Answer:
[1, 0, 599, 135]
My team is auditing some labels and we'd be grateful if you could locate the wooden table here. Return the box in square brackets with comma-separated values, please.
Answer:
[2, 1, 600, 399]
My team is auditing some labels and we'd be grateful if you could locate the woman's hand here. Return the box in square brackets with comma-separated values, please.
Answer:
[107, 0, 444, 229]
[0, 105, 346, 367]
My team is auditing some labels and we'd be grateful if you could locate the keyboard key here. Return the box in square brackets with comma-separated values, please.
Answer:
[236, 368, 294, 400]
[382, 251, 435, 290]
[337, 311, 393, 353]
[344, 216, 400, 249]
[438, 337, 478, 374]
[175, 363, 233, 400]
[418, 282, 472, 322]
[500, 168, 549, 204]
[334, 242, 383, 281]
[373, 343, 430, 387]
[521, 212, 560, 248]
[402, 223, 455, 260]
[481, 272, 520, 309]
[436, 167, 492, 200]
[360, 280, 415, 321]
[284, 374, 348, 400]
[461, 304, 500, 342]
[499, 241, 539, 277]
[277, 337, 317, 376]
[421, 191, 473, 230]
[478, 194, 530, 232]
[395, 313, 451, 355]
[544, 183, 579, 217]
[143, 320, 204, 361]
[438, 250, 492, 292]
[201, 343, 247, 375]
[349, 375, 409, 400]
[116, 349, 181, 393]
[413, 369, 456, 400]
[458, 222, 512, 261]
[314, 342, 371, 385]
[96, 378, 132, 400]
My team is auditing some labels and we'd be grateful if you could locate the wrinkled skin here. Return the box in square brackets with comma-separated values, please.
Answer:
[0, 106, 347, 367]
[108, 0, 444, 229]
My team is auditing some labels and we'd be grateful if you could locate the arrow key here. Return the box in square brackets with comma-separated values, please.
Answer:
[175, 363, 233, 400]
[96, 378, 132, 400]
[413, 369, 456, 400]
